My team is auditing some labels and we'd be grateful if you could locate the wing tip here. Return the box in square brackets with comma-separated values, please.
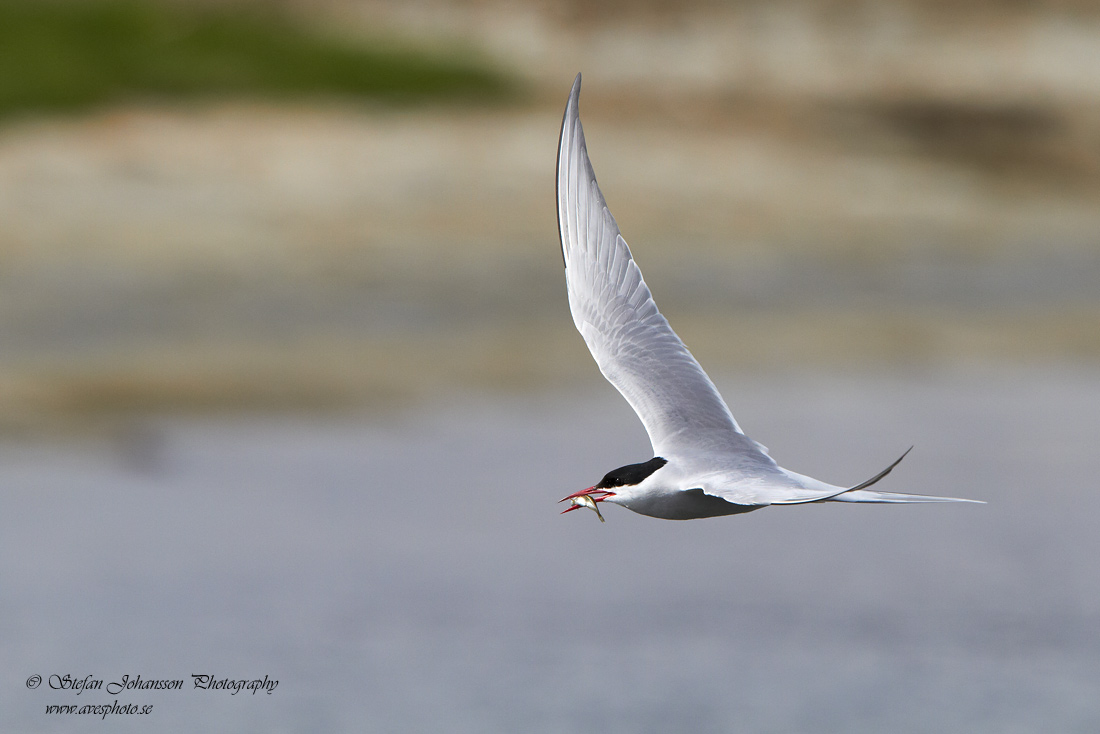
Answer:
[556, 72, 584, 269]
[562, 73, 582, 127]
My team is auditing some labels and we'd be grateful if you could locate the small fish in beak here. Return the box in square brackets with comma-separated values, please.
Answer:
[569, 493, 605, 522]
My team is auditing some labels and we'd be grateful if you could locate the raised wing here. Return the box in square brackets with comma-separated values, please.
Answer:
[556, 74, 772, 466]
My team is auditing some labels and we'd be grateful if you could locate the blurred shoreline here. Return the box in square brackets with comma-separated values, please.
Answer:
[2, 0, 1100, 428]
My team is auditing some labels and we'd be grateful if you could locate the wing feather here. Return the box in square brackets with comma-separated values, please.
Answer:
[556, 74, 772, 467]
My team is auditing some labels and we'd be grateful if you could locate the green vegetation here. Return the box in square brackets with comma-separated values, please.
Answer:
[0, 0, 516, 116]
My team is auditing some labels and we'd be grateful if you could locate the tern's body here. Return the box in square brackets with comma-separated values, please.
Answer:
[556, 74, 981, 521]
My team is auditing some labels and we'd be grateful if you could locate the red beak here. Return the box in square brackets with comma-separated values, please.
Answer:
[559, 486, 598, 503]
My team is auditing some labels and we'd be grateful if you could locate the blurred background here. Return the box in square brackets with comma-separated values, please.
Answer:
[1, 0, 1098, 732]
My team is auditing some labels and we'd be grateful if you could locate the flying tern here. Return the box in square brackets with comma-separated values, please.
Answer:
[556, 74, 982, 521]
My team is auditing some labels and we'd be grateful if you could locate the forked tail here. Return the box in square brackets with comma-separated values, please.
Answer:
[772, 447, 985, 505]
[828, 447, 984, 504]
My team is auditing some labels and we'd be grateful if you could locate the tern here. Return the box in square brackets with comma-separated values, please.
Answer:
[556, 74, 982, 521]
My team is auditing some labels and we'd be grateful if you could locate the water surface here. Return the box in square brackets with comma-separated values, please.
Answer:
[2, 369, 1098, 732]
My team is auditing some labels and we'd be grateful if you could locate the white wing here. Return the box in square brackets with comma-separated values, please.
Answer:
[556, 74, 773, 471]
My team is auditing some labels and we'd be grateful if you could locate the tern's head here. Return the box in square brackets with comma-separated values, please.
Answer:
[559, 456, 668, 521]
